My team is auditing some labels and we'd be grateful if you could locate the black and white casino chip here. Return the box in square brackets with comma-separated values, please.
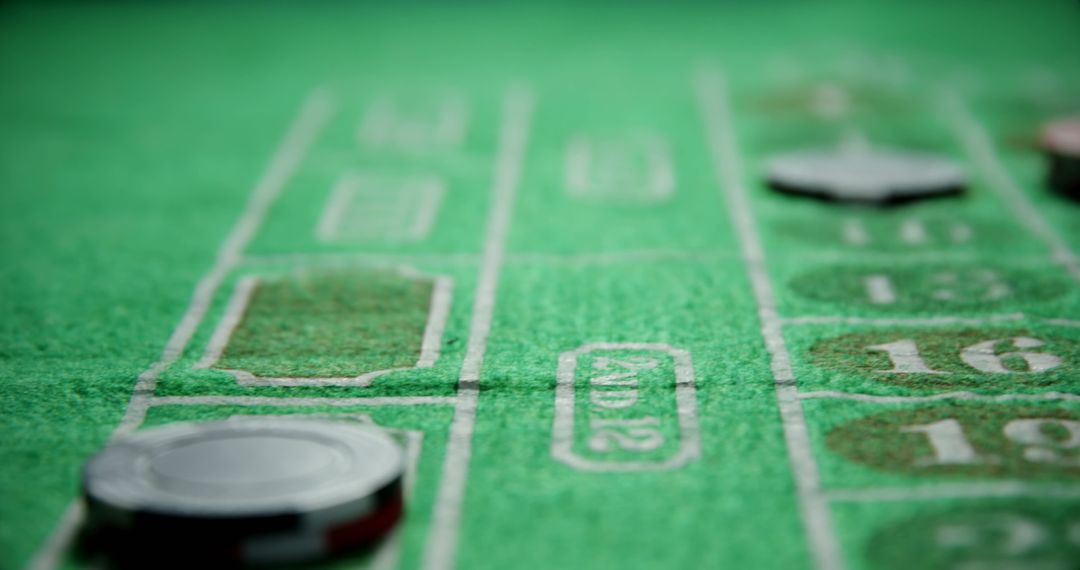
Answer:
[81, 417, 405, 566]
[1041, 116, 1080, 199]
[765, 146, 967, 204]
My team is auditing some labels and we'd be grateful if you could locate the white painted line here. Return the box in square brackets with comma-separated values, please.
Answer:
[781, 313, 1028, 326]
[241, 249, 1030, 269]
[799, 390, 1080, 404]
[314, 175, 355, 241]
[400, 431, 425, 504]
[121, 89, 335, 430]
[243, 252, 481, 266]
[193, 275, 258, 369]
[811, 251, 984, 263]
[696, 67, 845, 570]
[419, 275, 453, 367]
[410, 178, 447, 241]
[1043, 318, 1080, 328]
[505, 249, 731, 265]
[422, 85, 534, 570]
[24, 88, 336, 570]
[782, 313, 1080, 328]
[149, 395, 456, 407]
[828, 482, 1080, 502]
[24, 502, 84, 570]
[564, 137, 589, 196]
[791, 250, 996, 265]
[943, 90, 1080, 284]
[359, 95, 395, 146]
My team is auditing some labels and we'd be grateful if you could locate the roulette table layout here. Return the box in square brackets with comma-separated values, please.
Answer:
[2, 2, 1079, 569]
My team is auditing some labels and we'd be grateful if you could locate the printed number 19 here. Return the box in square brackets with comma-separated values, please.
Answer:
[903, 418, 1080, 466]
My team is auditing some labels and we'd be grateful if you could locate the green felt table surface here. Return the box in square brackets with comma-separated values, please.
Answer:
[2, 1, 1080, 569]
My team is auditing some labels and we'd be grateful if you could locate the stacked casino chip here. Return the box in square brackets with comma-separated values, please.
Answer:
[80, 418, 405, 568]
[1041, 117, 1080, 200]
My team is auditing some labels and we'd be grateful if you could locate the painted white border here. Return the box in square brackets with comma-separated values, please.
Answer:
[150, 395, 455, 407]
[782, 313, 1080, 327]
[551, 342, 701, 472]
[422, 85, 534, 570]
[193, 266, 453, 387]
[782, 313, 1028, 326]
[696, 67, 845, 570]
[800, 390, 1080, 404]
[828, 482, 1080, 502]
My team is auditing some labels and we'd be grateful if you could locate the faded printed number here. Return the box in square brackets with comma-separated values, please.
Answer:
[867, 508, 1080, 570]
[868, 337, 1063, 375]
[791, 265, 1068, 308]
[862, 269, 1011, 305]
[841, 218, 973, 247]
[925, 514, 1080, 568]
[591, 356, 658, 384]
[826, 406, 1080, 477]
[905, 418, 1080, 467]
[588, 357, 664, 452]
[589, 417, 664, 452]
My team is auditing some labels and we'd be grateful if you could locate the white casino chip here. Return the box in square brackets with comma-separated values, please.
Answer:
[766, 147, 967, 203]
[82, 418, 404, 530]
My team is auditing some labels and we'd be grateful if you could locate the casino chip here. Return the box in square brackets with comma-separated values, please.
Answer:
[765, 146, 966, 204]
[81, 418, 405, 567]
[1040, 116, 1080, 199]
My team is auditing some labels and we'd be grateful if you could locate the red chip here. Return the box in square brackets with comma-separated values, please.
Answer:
[1041, 117, 1080, 158]
[326, 494, 404, 552]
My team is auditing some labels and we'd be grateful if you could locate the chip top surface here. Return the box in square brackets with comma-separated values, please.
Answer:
[84, 418, 404, 516]
[766, 147, 967, 202]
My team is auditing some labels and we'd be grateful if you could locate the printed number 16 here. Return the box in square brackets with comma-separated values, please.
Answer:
[867, 337, 1062, 375]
